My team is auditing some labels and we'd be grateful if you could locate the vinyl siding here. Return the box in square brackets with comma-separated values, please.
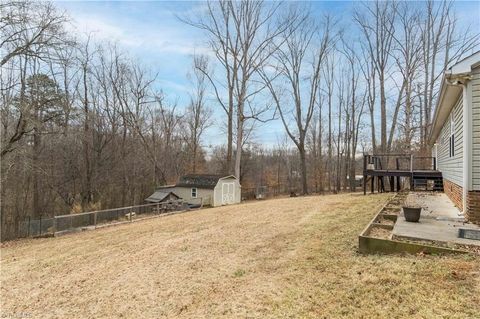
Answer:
[213, 177, 241, 207]
[472, 65, 480, 190]
[436, 95, 463, 186]
[171, 187, 214, 206]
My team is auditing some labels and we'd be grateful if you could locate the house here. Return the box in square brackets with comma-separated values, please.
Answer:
[148, 174, 241, 207]
[429, 50, 480, 224]
[145, 189, 180, 203]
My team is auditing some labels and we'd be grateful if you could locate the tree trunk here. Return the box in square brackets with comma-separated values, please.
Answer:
[379, 71, 387, 153]
[82, 66, 93, 209]
[32, 125, 41, 218]
[234, 111, 243, 180]
[299, 144, 308, 195]
[226, 111, 233, 175]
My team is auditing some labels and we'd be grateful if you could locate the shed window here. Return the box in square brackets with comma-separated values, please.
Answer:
[191, 188, 197, 198]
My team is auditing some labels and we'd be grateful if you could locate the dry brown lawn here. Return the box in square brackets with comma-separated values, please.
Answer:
[1, 193, 479, 318]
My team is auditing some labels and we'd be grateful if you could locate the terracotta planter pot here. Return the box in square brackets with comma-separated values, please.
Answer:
[403, 206, 421, 222]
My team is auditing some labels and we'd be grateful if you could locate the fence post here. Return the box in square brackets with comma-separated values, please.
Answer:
[410, 154, 414, 172]
[94, 212, 97, 229]
[28, 216, 31, 237]
[53, 216, 57, 236]
[39, 215, 42, 236]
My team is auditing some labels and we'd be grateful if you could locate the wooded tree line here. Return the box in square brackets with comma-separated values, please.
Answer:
[183, 0, 477, 193]
[1, 0, 478, 238]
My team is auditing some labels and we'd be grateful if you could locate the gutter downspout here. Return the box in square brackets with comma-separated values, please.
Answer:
[462, 82, 472, 215]
[445, 74, 472, 215]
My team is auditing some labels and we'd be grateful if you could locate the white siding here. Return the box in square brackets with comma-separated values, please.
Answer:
[213, 177, 241, 207]
[171, 187, 214, 206]
[472, 65, 480, 190]
[436, 95, 463, 186]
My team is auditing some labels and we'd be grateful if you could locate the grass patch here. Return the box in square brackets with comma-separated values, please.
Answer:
[233, 269, 246, 278]
[1, 193, 478, 318]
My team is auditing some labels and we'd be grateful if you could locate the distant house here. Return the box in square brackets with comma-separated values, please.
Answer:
[429, 51, 480, 224]
[147, 174, 241, 207]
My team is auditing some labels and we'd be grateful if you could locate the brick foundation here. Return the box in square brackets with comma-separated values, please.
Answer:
[443, 179, 463, 211]
[466, 191, 480, 225]
[443, 179, 480, 225]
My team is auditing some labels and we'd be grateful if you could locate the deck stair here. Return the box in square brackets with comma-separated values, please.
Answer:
[412, 171, 443, 191]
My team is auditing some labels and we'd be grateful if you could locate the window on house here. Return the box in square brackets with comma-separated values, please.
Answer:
[449, 134, 455, 157]
[449, 113, 455, 157]
[191, 188, 197, 198]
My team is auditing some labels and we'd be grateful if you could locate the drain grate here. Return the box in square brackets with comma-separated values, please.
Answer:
[458, 228, 480, 241]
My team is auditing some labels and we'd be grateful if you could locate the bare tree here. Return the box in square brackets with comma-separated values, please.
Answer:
[262, 14, 335, 194]
[0, 1, 68, 66]
[76, 36, 96, 208]
[0, 1, 69, 157]
[354, 0, 397, 153]
[322, 54, 335, 191]
[391, 3, 423, 151]
[182, 0, 297, 179]
[340, 39, 365, 191]
[359, 45, 377, 153]
[185, 55, 212, 173]
[419, 0, 479, 150]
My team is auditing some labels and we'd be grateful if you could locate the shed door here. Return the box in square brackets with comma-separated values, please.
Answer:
[222, 182, 235, 205]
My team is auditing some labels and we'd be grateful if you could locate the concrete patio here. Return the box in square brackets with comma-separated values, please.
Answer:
[392, 192, 480, 247]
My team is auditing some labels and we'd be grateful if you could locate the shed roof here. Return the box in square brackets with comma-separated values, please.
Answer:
[175, 174, 236, 189]
[145, 191, 179, 203]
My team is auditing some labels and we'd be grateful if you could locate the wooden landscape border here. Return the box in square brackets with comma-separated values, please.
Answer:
[358, 193, 470, 255]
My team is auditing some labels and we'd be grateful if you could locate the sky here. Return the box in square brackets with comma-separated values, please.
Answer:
[55, 0, 480, 149]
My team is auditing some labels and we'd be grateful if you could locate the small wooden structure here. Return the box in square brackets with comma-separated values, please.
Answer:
[148, 174, 241, 207]
[363, 154, 444, 194]
[145, 190, 180, 203]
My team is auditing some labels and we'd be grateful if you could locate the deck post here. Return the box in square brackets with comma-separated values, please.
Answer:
[363, 175, 367, 195]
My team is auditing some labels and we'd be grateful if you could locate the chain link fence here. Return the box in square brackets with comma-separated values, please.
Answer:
[2, 200, 188, 241]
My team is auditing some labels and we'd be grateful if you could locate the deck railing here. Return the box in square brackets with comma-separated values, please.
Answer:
[364, 154, 436, 172]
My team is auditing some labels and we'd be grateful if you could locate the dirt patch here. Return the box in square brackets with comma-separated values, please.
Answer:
[374, 216, 395, 226]
[368, 226, 392, 239]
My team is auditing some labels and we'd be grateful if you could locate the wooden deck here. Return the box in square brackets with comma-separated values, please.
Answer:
[363, 154, 443, 194]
